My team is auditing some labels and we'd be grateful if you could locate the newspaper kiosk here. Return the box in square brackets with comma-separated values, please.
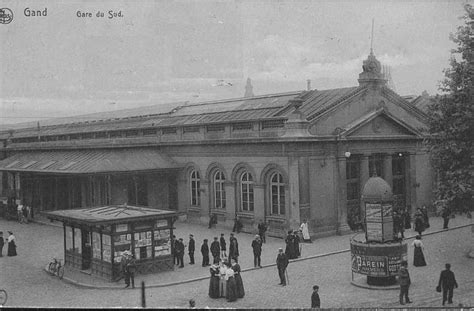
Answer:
[44, 204, 177, 281]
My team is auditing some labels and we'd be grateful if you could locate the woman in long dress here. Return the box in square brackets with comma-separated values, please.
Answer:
[412, 235, 427, 267]
[231, 258, 244, 298]
[7, 231, 17, 257]
[414, 211, 425, 236]
[285, 231, 296, 259]
[299, 220, 312, 243]
[218, 260, 227, 298]
[225, 261, 237, 302]
[208, 258, 220, 298]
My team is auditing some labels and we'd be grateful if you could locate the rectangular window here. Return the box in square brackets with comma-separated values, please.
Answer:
[369, 154, 384, 178]
[143, 128, 157, 136]
[183, 126, 200, 133]
[109, 131, 122, 138]
[95, 132, 107, 139]
[162, 127, 177, 135]
[207, 125, 225, 132]
[261, 120, 285, 129]
[232, 122, 252, 131]
[66, 226, 74, 252]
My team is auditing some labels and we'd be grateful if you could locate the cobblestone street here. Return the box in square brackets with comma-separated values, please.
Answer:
[1, 215, 473, 308]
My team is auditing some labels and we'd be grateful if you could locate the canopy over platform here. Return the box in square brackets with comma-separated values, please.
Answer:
[0, 149, 181, 174]
[44, 205, 178, 226]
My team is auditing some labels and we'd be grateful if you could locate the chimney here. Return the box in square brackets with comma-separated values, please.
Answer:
[244, 78, 254, 97]
[307, 79, 311, 91]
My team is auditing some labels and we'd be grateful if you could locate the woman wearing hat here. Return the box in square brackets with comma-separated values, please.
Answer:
[412, 235, 427, 267]
[7, 231, 17, 257]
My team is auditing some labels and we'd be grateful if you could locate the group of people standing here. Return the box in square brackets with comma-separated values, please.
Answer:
[17, 203, 33, 224]
[209, 257, 245, 302]
[0, 231, 17, 257]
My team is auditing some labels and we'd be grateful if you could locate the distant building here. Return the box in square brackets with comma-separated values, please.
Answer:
[0, 52, 433, 238]
[403, 90, 437, 113]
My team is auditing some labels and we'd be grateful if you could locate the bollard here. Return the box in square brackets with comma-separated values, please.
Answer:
[141, 281, 146, 308]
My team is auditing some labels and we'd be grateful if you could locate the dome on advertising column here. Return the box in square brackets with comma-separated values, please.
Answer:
[362, 176, 393, 201]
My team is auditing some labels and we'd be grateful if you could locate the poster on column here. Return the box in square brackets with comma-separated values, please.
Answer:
[366, 222, 383, 241]
[365, 203, 382, 222]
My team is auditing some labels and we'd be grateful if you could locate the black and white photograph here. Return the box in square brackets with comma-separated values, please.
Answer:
[0, 0, 473, 309]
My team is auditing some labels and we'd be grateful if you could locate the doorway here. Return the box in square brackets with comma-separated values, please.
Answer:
[81, 229, 92, 270]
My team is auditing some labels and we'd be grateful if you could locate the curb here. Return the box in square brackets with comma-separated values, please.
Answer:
[41, 222, 472, 290]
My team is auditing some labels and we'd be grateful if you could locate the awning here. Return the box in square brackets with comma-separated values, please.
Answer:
[0, 149, 181, 174]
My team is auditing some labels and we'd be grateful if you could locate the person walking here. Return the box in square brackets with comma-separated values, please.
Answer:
[258, 219, 267, 243]
[421, 205, 430, 229]
[251, 235, 262, 268]
[188, 234, 195, 265]
[0, 231, 4, 257]
[293, 230, 301, 257]
[121, 251, 136, 288]
[414, 210, 425, 236]
[210, 237, 220, 262]
[311, 285, 320, 308]
[201, 239, 210, 267]
[228, 233, 239, 263]
[438, 263, 458, 306]
[276, 248, 289, 286]
[225, 261, 238, 302]
[232, 217, 243, 233]
[7, 231, 17, 257]
[171, 235, 178, 265]
[285, 230, 296, 259]
[442, 207, 451, 229]
[220, 233, 227, 259]
[176, 238, 185, 268]
[398, 261, 412, 305]
[17, 203, 24, 223]
[208, 214, 217, 229]
[300, 219, 311, 243]
[412, 235, 427, 267]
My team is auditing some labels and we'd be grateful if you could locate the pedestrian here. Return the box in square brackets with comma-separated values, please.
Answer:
[7, 231, 17, 257]
[188, 234, 195, 265]
[218, 260, 227, 298]
[398, 260, 412, 305]
[438, 263, 458, 306]
[171, 235, 178, 265]
[300, 219, 311, 243]
[293, 230, 301, 257]
[232, 217, 243, 233]
[210, 237, 220, 263]
[26, 205, 32, 222]
[441, 206, 450, 229]
[276, 248, 289, 286]
[22, 204, 28, 224]
[412, 235, 427, 267]
[414, 210, 425, 236]
[311, 285, 320, 308]
[285, 230, 296, 259]
[208, 214, 217, 229]
[121, 251, 136, 288]
[209, 257, 220, 299]
[258, 219, 267, 243]
[231, 257, 245, 298]
[220, 233, 227, 259]
[228, 233, 239, 263]
[402, 209, 411, 230]
[225, 261, 237, 302]
[251, 234, 262, 268]
[17, 203, 24, 223]
[0, 231, 4, 257]
[421, 205, 430, 228]
[176, 238, 185, 268]
[201, 239, 210, 267]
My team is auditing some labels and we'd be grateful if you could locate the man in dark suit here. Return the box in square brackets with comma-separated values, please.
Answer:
[175, 238, 185, 268]
[188, 234, 195, 265]
[251, 235, 262, 268]
[311, 285, 320, 308]
[276, 248, 289, 286]
[398, 260, 412, 305]
[438, 263, 458, 305]
[210, 237, 220, 262]
[201, 239, 210, 267]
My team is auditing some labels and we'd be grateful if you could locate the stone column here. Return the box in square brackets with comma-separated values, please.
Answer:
[288, 156, 300, 229]
[408, 153, 417, 212]
[298, 157, 310, 222]
[384, 154, 393, 188]
[337, 156, 350, 233]
[224, 181, 236, 227]
[254, 184, 265, 221]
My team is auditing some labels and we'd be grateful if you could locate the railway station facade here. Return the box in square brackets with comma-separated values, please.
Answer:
[0, 52, 434, 238]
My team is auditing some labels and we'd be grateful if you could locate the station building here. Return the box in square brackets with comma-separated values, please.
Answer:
[0, 52, 433, 238]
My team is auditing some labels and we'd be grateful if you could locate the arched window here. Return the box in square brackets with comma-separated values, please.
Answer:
[214, 170, 226, 209]
[270, 172, 285, 215]
[190, 170, 200, 206]
[240, 172, 254, 212]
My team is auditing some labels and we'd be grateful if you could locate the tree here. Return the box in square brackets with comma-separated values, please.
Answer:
[426, 4, 474, 214]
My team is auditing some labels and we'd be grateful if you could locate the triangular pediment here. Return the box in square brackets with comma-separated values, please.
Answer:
[342, 109, 421, 138]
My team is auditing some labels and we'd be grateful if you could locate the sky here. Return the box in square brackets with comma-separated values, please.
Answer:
[0, 0, 471, 126]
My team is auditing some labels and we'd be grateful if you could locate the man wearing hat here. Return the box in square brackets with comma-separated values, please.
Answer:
[188, 234, 195, 265]
[121, 251, 135, 288]
[251, 234, 262, 268]
[276, 248, 288, 286]
[398, 260, 412, 305]
[311, 285, 320, 308]
[176, 238, 185, 268]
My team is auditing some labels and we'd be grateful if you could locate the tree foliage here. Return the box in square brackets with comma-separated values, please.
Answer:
[426, 4, 474, 212]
